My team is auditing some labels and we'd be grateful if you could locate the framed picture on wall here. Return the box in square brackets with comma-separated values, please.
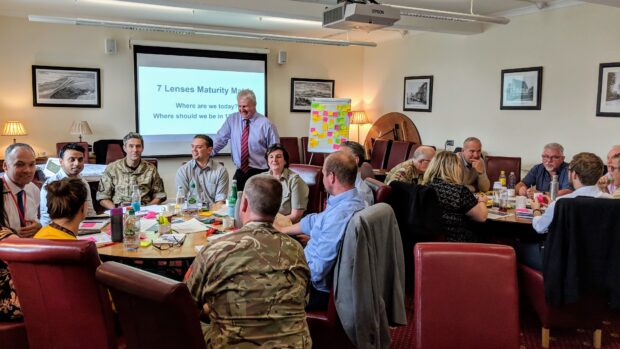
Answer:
[596, 62, 620, 117]
[500, 66, 542, 110]
[32, 65, 101, 108]
[403, 75, 433, 112]
[290, 78, 335, 112]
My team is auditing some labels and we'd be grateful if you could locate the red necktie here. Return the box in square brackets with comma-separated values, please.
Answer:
[240, 119, 250, 173]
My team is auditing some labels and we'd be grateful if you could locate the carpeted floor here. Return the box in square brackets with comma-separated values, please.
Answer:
[389, 301, 620, 349]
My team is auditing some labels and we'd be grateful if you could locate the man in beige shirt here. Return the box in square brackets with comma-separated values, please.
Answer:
[459, 137, 490, 192]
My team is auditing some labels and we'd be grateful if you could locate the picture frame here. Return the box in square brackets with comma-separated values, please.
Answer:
[290, 78, 335, 112]
[596, 62, 620, 117]
[500, 66, 542, 110]
[32, 65, 101, 108]
[403, 75, 433, 112]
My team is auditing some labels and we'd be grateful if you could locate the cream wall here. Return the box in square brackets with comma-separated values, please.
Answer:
[0, 16, 364, 198]
[362, 3, 620, 170]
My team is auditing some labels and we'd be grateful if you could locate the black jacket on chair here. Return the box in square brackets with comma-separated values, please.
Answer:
[543, 197, 620, 307]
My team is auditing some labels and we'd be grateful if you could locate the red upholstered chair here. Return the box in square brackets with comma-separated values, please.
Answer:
[55, 141, 90, 162]
[280, 137, 301, 164]
[407, 143, 421, 159]
[301, 137, 325, 166]
[96, 262, 205, 349]
[485, 155, 521, 184]
[105, 143, 125, 164]
[0, 321, 28, 349]
[0, 239, 119, 349]
[519, 264, 607, 349]
[414, 243, 520, 349]
[360, 162, 374, 180]
[364, 177, 392, 204]
[306, 292, 355, 349]
[385, 141, 413, 170]
[370, 139, 392, 169]
[289, 164, 324, 214]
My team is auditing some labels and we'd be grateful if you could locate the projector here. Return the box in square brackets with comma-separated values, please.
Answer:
[323, 2, 401, 31]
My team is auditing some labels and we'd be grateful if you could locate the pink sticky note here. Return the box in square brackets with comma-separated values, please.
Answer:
[333, 144, 340, 150]
[82, 222, 96, 228]
[312, 110, 319, 115]
[323, 111, 328, 116]
[341, 138, 347, 143]
[323, 117, 328, 122]
[332, 111, 338, 116]
[310, 127, 316, 132]
[327, 131, 333, 136]
[347, 112, 352, 117]
[335, 125, 339, 130]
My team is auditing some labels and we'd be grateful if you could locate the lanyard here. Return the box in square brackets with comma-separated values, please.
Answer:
[2, 178, 27, 227]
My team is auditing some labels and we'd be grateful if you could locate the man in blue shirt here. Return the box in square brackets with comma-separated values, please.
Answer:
[211, 89, 279, 190]
[278, 151, 365, 310]
[516, 152, 611, 270]
[516, 143, 572, 197]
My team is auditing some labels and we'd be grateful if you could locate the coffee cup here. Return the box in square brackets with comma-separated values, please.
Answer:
[515, 196, 527, 209]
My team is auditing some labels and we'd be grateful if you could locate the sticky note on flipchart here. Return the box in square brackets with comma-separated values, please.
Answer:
[310, 127, 316, 132]
[334, 125, 340, 130]
[332, 111, 338, 116]
[322, 111, 328, 116]
[312, 110, 319, 115]
[322, 117, 328, 122]
[327, 131, 333, 136]
[311, 131, 317, 136]
[327, 138, 333, 144]
[322, 123, 328, 131]
[318, 133, 326, 139]
[312, 114, 320, 122]
[347, 112, 352, 117]
[309, 138, 319, 147]
[311, 102, 319, 109]
[341, 138, 347, 143]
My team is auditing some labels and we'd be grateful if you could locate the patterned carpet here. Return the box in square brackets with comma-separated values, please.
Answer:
[389, 300, 620, 349]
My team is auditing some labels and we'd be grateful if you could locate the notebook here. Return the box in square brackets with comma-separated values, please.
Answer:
[78, 218, 110, 235]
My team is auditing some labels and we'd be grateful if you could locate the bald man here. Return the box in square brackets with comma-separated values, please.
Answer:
[384, 146, 436, 185]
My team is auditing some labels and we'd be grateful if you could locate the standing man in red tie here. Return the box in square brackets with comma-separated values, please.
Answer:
[212, 89, 279, 191]
[2, 143, 41, 237]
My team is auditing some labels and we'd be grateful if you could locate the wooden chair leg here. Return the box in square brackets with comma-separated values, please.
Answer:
[541, 327, 550, 348]
[593, 329, 602, 349]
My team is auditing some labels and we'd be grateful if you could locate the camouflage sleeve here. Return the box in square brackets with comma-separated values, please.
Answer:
[150, 168, 167, 201]
[96, 168, 115, 202]
[185, 250, 210, 308]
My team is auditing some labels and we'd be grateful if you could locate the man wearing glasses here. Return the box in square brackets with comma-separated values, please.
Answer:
[40, 143, 96, 226]
[516, 143, 573, 197]
[384, 145, 436, 185]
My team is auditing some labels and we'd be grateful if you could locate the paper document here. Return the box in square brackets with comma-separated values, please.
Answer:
[78, 232, 112, 247]
[488, 211, 515, 220]
[172, 218, 208, 234]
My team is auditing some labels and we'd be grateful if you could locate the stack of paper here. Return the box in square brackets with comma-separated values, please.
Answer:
[171, 218, 208, 234]
[78, 232, 113, 247]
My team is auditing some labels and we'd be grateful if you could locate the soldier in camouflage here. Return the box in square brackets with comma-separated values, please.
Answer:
[186, 175, 311, 348]
[97, 132, 166, 209]
[384, 145, 436, 185]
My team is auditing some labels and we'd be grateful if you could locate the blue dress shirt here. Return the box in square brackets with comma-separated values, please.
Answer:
[300, 188, 365, 292]
[522, 162, 570, 193]
[532, 185, 612, 234]
[212, 112, 279, 170]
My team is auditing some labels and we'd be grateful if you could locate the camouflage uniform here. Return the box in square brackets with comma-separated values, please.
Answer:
[384, 159, 422, 185]
[96, 159, 166, 205]
[186, 221, 311, 348]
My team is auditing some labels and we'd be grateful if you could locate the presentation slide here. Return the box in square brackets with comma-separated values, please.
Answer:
[134, 45, 267, 156]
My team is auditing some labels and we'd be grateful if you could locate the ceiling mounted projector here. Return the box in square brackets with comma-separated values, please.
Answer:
[323, 2, 401, 31]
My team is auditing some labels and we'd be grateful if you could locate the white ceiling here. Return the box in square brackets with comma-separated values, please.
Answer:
[0, 0, 605, 43]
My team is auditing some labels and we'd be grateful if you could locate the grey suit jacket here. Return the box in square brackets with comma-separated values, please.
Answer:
[333, 203, 407, 349]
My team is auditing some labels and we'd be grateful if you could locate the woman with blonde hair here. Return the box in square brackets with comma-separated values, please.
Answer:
[422, 151, 488, 242]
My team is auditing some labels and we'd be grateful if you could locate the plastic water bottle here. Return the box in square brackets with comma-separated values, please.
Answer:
[130, 180, 141, 213]
[227, 180, 237, 218]
[230, 180, 238, 202]
[175, 186, 185, 215]
[492, 181, 502, 209]
[185, 179, 201, 217]
[499, 170, 507, 187]
[550, 175, 559, 202]
[123, 209, 140, 250]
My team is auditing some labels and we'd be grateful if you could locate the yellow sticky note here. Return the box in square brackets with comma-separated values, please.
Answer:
[309, 138, 319, 147]
[322, 123, 328, 131]
[318, 133, 326, 139]
[343, 105, 351, 112]
[311, 130, 318, 136]
[312, 114, 320, 122]
[327, 138, 333, 144]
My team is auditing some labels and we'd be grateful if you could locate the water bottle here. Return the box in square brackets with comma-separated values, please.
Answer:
[123, 209, 140, 250]
[550, 175, 559, 202]
[227, 181, 237, 218]
[130, 179, 141, 212]
[175, 186, 185, 215]
[185, 179, 201, 217]
[492, 181, 502, 209]
[230, 180, 238, 202]
[110, 208, 124, 242]
[499, 170, 507, 187]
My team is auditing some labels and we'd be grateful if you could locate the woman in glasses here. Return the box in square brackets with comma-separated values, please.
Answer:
[34, 178, 88, 240]
[265, 144, 309, 224]
[421, 151, 488, 242]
